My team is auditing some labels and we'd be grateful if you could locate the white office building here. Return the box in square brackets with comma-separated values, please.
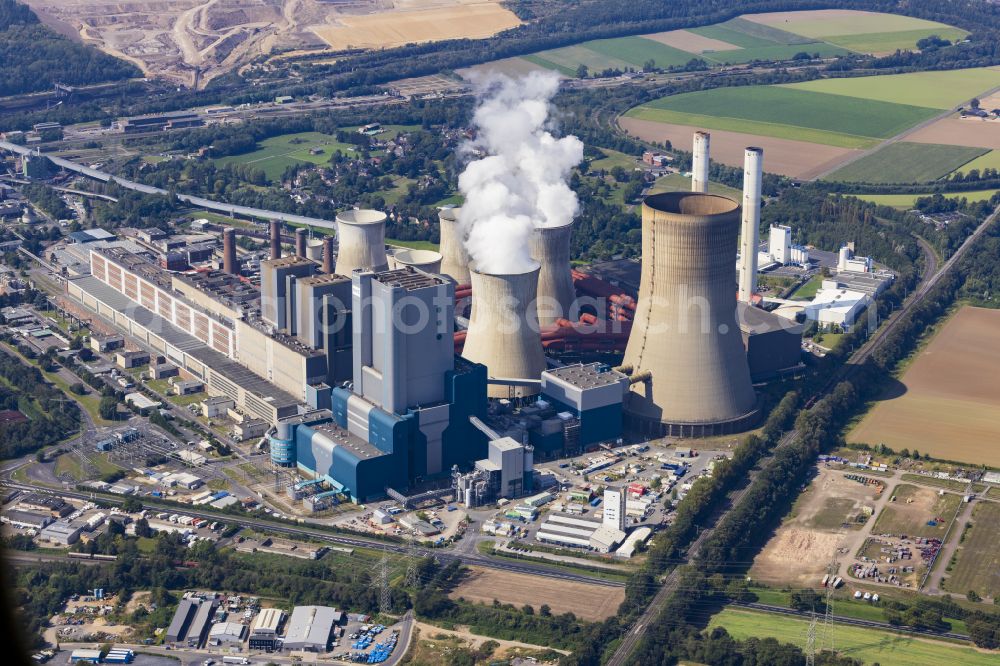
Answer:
[603, 488, 626, 532]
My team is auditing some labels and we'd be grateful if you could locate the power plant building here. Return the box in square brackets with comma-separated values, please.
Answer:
[539, 363, 628, 448]
[621, 192, 758, 437]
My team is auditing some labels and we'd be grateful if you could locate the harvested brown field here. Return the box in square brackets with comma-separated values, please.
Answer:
[906, 117, 1000, 150]
[449, 566, 624, 621]
[645, 29, 740, 54]
[751, 466, 882, 587]
[619, 117, 858, 179]
[850, 306, 1000, 466]
[457, 56, 558, 82]
[310, 1, 520, 51]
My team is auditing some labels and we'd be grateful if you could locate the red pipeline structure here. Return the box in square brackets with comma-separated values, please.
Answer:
[454, 269, 634, 354]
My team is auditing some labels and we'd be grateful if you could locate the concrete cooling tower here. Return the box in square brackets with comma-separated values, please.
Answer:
[335, 209, 389, 275]
[461, 264, 546, 399]
[622, 192, 758, 437]
[438, 208, 471, 284]
[530, 221, 576, 326]
[390, 249, 443, 273]
[692, 131, 711, 193]
[306, 238, 324, 261]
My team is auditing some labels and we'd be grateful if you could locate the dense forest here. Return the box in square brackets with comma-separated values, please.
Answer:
[0, 0, 138, 96]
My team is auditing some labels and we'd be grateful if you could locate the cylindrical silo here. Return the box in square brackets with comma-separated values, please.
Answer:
[530, 221, 576, 326]
[269, 220, 281, 260]
[692, 131, 710, 193]
[335, 209, 389, 275]
[222, 227, 237, 275]
[739, 147, 763, 303]
[622, 192, 757, 437]
[295, 228, 308, 258]
[461, 264, 546, 399]
[390, 249, 443, 273]
[306, 238, 324, 261]
[438, 208, 471, 284]
[323, 236, 335, 274]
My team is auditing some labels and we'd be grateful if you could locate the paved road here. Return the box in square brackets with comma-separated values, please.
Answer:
[606, 202, 1000, 665]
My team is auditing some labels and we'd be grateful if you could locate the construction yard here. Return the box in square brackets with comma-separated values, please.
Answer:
[449, 566, 624, 622]
[871, 484, 961, 540]
[849, 306, 1000, 466]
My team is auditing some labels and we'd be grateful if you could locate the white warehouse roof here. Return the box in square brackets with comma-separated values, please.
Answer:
[283, 605, 336, 650]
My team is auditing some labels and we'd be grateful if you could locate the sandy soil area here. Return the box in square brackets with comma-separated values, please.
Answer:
[619, 117, 858, 179]
[850, 307, 1000, 465]
[449, 566, 624, 621]
[906, 117, 1000, 150]
[310, 1, 520, 51]
[645, 29, 740, 53]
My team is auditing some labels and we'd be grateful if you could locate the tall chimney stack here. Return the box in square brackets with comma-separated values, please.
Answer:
[322, 236, 335, 274]
[222, 227, 237, 275]
[269, 220, 281, 260]
[692, 131, 710, 193]
[739, 147, 763, 304]
[295, 228, 307, 258]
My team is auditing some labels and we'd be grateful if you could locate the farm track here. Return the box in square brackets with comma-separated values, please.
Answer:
[606, 201, 1000, 665]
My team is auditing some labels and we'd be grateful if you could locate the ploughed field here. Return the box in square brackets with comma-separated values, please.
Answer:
[849, 306, 1000, 467]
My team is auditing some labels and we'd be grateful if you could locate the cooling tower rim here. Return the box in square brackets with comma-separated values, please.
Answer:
[337, 209, 387, 226]
[745, 146, 764, 154]
[644, 191, 739, 217]
[307, 238, 324, 246]
[535, 219, 575, 232]
[470, 261, 541, 277]
[438, 206, 461, 222]
[392, 248, 443, 265]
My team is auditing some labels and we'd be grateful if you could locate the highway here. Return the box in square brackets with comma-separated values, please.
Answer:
[606, 202, 1000, 665]
[0, 480, 624, 589]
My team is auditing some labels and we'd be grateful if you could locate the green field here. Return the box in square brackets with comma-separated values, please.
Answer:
[952, 149, 1000, 175]
[720, 17, 816, 45]
[711, 42, 849, 64]
[387, 239, 439, 251]
[945, 501, 1000, 600]
[852, 189, 1000, 209]
[791, 274, 824, 301]
[762, 12, 959, 39]
[708, 607, 994, 665]
[214, 131, 356, 180]
[826, 142, 988, 183]
[689, 23, 781, 48]
[783, 67, 1000, 109]
[584, 36, 696, 69]
[650, 172, 742, 198]
[589, 148, 639, 172]
[824, 27, 968, 54]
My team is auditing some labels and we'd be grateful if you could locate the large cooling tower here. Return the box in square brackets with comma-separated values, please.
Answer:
[462, 264, 546, 399]
[390, 249, 443, 273]
[692, 131, 710, 193]
[739, 147, 763, 303]
[530, 221, 576, 326]
[335, 209, 389, 275]
[438, 208, 471, 284]
[622, 192, 758, 437]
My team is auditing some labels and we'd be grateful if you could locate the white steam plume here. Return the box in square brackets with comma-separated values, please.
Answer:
[458, 71, 583, 274]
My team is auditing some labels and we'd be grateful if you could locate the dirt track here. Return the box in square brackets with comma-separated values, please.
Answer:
[619, 117, 859, 178]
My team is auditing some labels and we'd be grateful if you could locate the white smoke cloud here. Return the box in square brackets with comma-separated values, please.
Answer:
[458, 71, 583, 274]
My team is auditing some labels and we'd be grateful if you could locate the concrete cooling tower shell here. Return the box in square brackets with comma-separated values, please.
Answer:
[622, 192, 758, 437]
[438, 208, 471, 284]
[306, 238, 324, 261]
[390, 249, 443, 273]
[530, 221, 577, 326]
[335, 209, 389, 275]
[461, 264, 546, 399]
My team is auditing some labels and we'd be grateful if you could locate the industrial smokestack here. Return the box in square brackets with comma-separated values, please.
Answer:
[529, 220, 576, 326]
[461, 264, 546, 399]
[269, 220, 281, 260]
[692, 131, 710, 193]
[323, 236, 335, 274]
[389, 249, 443, 273]
[222, 227, 237, 275]
[739, 147, 763, 303]
[438, 208, 471, 284]
[335, 209, 389, 275]
[622, 192, 757, 437]
[295, 228, 307, 258]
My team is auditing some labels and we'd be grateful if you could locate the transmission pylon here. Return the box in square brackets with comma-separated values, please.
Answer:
[824, 555, 839, 653]
[805, 614, 817, 666]
[404, 538, 419, 588]
[374, 551, 391, 615]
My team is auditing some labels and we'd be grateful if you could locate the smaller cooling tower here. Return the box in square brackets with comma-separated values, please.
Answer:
[438, 207, 471, 284]
[462, 264, 546, 399]
[222, 228, 237, 275]
[306, 238, 324, 261]
[335, 209, 389, 275]
[622, 192, 757, 437]
[530, 221, 576, 326]
[269, 220, 281, 260]
[295, 228, 307, 258]
[390, 249, 443, 273]
[692, 131, 710, 193]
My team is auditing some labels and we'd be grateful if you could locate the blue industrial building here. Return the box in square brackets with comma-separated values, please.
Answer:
[270, 268, 488, 502]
